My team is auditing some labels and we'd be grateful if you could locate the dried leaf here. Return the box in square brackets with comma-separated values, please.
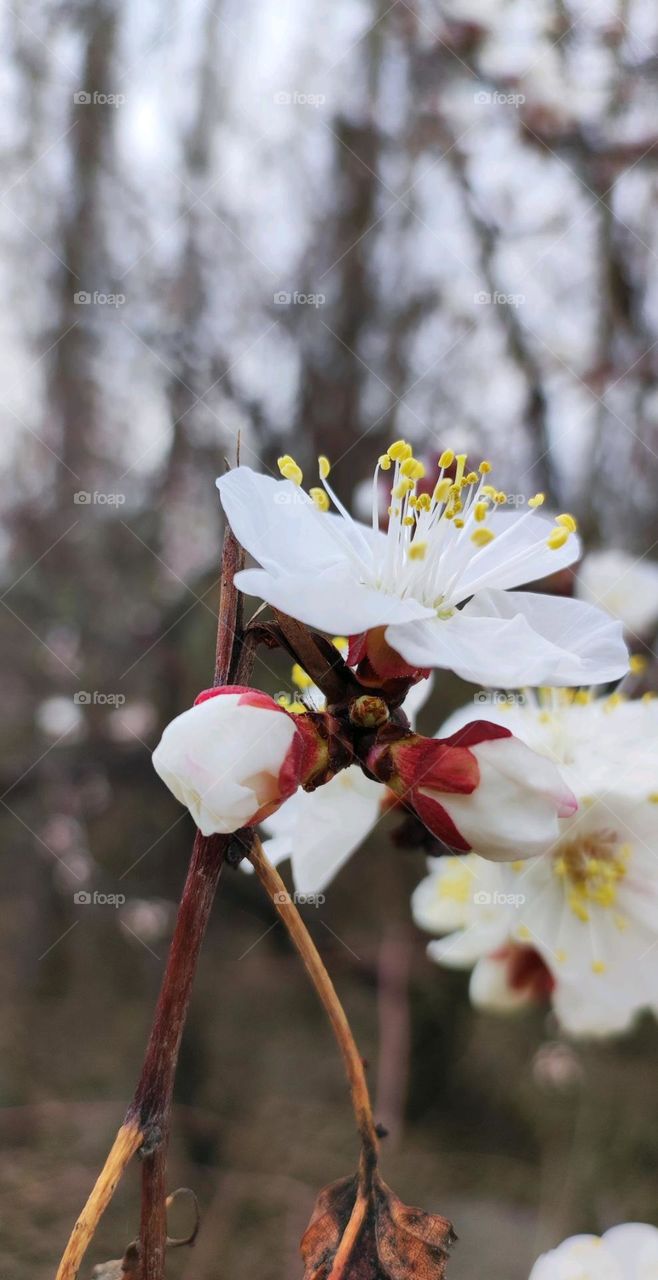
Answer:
[301, 1172, 455, 1279]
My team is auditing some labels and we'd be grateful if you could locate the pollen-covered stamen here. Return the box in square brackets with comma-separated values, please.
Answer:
[553, 829, 630, 921]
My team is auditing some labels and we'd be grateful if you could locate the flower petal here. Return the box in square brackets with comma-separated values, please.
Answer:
[234, 565, 433, 634]
[262, 767, 381, 895]
[386, 589, 628, 686]
[453, 509, 580, 604]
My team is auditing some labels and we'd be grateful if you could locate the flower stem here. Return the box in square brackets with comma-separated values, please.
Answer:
[55, 515, 248, 1280]
[248, 836, 379, 1175]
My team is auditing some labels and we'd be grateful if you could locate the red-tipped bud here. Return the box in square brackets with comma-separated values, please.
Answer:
[366, 720, 576, 861]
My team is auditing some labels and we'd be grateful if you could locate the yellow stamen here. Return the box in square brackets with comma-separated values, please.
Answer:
[309, 487, 330, 511]
[474, 501, 488, 522]
[318, 455, 331, 479]
[291, 663, 313, 690]
[471, 527, 495, 547]
[591, 960, 606, 975]
[388, 439, 412, 462]
[439, 449, 454, 468]
[547, 526, 570, 550]
[528, 493, 545, 508]
[379, 453, 392, 471]
[400, 457, 426, 481]
[556, 513, 577, 532]
[479, 460, 492, 474]
[433, 478, 451, 503]
[393, 477, 413, 499]
[454, 454, 467, 486]
[277, 455, 303, 485]
[408, 541, 428, 561]
[630, 654, 647, 675]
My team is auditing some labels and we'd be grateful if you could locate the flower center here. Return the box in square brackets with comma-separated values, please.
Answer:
[553, 828, 630, 921]
[277, 444, 577, 612]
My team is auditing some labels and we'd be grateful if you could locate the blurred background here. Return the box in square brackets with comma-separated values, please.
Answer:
[1, 0, 658, 1275]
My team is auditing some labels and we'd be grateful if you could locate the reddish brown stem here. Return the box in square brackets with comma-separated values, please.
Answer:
[55, 514, 248, 1280]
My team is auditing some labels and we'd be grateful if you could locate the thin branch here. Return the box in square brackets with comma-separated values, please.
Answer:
[248, 836, 379, 1177]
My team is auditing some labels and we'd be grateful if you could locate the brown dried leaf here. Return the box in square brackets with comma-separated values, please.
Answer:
[301, 1172, 455, 1280]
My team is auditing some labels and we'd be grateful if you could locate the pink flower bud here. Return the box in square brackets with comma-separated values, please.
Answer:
[153, 686, 321, 836]
[366, 720, 577, 861]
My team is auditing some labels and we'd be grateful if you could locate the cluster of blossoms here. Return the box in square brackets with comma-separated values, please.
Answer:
[528, 1223, 658, 1279]
[151, 443, 658, 1044]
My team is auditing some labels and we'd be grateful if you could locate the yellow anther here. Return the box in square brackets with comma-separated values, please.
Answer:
[474, 501, 488, 522]
[591, 960, 606, 975]
[388, 439, 412, 462]
[393, 477, 413, 499]
[482, 484, 497, 498]
[416, 493, 431, 512]
[511, 861, 524, 872]
[379, 453, 392, 471]
[309, 487, 330, 511]
[494, 491, 507, 505]
[479, 460, 492, 474]
[401, 457, 426, 481]
[277, 455, 303, 485]
[471, 527, 495, 547]
[517, 925, 531, 941]
[465, 471, 478, 485]
[642, 691, 656, 703]
[318, 455, 331, 479]
[454, 454, 467, 485]
[568, 895, 590, 923]
[403, 515, 415, 526]
[648, 792, 658, 804]
[630, 654, 648, 675]
[573, 690, 591, 705]
[332, 636, 348, 651]
[528, 493, 545, 508]
[439, 449, 454, 468]
[291, 663, 313, 690]
[547, 526, 570, 550]
[408, 540, 428, 561]
[454, 518, 465, 528]
[556, 513, 577, 532]
[433, 478, 451, 504]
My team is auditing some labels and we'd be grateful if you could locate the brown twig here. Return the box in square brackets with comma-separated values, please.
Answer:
[55, 516, 249, 1280]
[247, 836, 379, 1177]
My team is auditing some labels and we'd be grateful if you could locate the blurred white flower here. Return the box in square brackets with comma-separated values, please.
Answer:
[528, 1223, 658, 1280]
[412, 691, 658, 1036]
[35, 696, 84, 740]
[577, 549, 658, 638]
[217, 448, 628, 688]
[152, 686, 312, 836]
